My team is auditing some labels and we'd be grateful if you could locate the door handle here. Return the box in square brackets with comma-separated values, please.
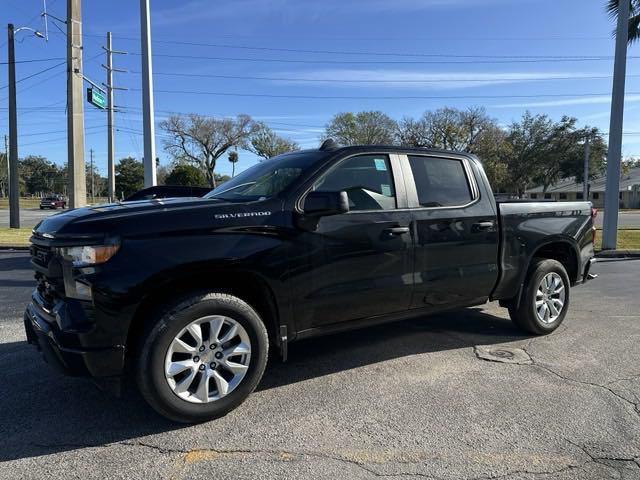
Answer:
[384, 226, 410, 236]
[472, 221, 496, 232]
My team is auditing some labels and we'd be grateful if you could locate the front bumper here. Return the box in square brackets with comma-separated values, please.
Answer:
[24, 294, 126, 379]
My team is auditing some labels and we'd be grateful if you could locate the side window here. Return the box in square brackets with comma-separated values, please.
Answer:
[408, 156, 473, 207]
[313, 155, 396, 211]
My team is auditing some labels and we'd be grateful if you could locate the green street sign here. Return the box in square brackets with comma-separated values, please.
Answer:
[87, 88, 106, 110]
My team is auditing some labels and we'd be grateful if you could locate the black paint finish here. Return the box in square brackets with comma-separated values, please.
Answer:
[23, 146, 595, 380]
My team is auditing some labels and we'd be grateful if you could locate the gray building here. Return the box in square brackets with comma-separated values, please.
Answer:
[525, 167, 640, 209]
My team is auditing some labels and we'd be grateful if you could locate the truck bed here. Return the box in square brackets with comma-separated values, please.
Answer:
[490, 201, 595, 301]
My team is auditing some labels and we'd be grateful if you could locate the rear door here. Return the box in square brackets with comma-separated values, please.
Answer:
[291, 153, 415, 329]
[401, 153, 499, 309]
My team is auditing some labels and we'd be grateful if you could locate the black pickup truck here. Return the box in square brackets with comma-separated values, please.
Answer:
[25, 143, 596, 422]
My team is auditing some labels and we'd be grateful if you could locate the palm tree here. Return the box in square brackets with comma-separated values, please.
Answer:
[228, 150, 239, 177]
[607, 0, 640, 43]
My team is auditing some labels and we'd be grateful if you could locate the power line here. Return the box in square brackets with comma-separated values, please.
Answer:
[0, 60, 66, 91]
[20, 129, 103, 147]
[129, 87, 640, 101]
[133, 70, 639, 85]
[74, 31, 614, 47]
[99, 38, 622, 60]
[128, 52, 630, 65]
[0, 57, 65, 65]
[18, 125, 104, 138]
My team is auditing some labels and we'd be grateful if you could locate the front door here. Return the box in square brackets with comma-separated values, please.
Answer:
[291, 153, 414, 330]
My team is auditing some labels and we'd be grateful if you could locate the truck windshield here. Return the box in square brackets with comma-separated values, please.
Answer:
[205, 151, 326, 201]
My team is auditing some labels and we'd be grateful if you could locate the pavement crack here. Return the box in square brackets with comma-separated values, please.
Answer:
[116, 440, 187, 455]
[521, 346, 640, 421]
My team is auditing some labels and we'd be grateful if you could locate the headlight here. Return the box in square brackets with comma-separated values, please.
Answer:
[58, 244, 120, 267]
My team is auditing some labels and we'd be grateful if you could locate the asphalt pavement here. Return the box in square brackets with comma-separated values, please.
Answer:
[593, 210, 640, 228]
[0, 208, 61, 228]
[0, 253, 638, 479]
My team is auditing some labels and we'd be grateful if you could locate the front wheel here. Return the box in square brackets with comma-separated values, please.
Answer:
[136, 292, 269, 423]
[508, 259, 570, 335]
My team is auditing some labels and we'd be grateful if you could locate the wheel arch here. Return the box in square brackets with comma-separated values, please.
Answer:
[499, 237, 580, 310]
[125, 265, 283, 369]
[528, 238, 580, 284]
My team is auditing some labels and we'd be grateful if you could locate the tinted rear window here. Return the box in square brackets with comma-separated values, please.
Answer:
[408, 156, 473, 207]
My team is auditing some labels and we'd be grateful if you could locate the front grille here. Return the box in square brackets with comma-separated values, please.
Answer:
[30, 244, 52, 268]
[29, 243, 65, 311]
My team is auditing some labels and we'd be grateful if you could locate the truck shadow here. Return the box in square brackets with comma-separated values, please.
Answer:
[0, 307, 529, 462]
[258, 308, 527, 391]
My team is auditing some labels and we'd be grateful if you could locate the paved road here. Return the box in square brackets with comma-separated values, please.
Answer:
[0, 208, 60, 228]
[0, 253, 638, 479]
[594, 210, 640, 228]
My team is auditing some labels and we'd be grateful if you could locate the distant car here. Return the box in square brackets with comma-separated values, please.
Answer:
[39, 196, 66, 210]
[124, 185, 211, 202]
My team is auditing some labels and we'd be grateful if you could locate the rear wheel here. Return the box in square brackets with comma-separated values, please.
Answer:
[508, 259, 570, 335]
[136, 292, 269, 423]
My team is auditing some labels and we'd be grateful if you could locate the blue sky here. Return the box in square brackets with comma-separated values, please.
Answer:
[1, 0, 639, 177]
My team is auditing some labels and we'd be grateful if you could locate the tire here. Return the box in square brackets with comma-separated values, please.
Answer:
[508, 258, 570, 335]
[136, 291, 269, 423]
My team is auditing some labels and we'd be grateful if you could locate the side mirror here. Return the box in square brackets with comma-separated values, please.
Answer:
[303, 191, 349, 217]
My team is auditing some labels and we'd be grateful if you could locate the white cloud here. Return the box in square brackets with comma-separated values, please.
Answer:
[149, 0, 523, 27]
[494, 95, 640, 109]
[271, 69, 603, 90]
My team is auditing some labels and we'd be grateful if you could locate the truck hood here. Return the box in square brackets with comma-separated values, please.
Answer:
[32, 197, 282, 241]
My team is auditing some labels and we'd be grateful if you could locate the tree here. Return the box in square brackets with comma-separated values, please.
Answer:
[86, 162, 107, 200]
[558, 126, 607, 184]
[19, 156, 63, 196]
[396, 116, 430, 147]
[324, 111, 397, 146]
[160, 113, 257, 187]
[503, 112, 555, 196]
[228, 150, 239, 177]
[214, 173, 231, 185]
[606, 0, 640, 43]
[249, 123, 299, 160]
[165, 164, 207, 186]
[0, 152, 7, 197]
[396, 107, 496, 152]
[115, 157, 144, 199]
[156, 164, 170, 186]
[472, 124, 512, 192]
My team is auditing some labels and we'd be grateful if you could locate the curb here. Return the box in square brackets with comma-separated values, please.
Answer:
[0, 246, 30, 251]
[595, 250, 640, 258]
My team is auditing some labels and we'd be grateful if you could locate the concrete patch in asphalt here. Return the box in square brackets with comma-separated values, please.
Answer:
[474, 345, 533, 364]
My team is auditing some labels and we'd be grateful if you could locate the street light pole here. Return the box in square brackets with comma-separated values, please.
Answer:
[7, 24, 19, 229]
[602, 0, 631, 250]
[583, 136, 590, 202]
[140, 0, 157, 187]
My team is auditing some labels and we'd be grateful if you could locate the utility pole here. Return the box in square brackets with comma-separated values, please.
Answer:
[102, 32, 127, 203]
[583, 136, 590, 201]
[3, 135, 8, 198]
[89, 148, 94, 202]
[602, 0, 630, 250]
[7, 24, 19, 229]
[67, 0, 86, 208]
[140, 0, 157, 187]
